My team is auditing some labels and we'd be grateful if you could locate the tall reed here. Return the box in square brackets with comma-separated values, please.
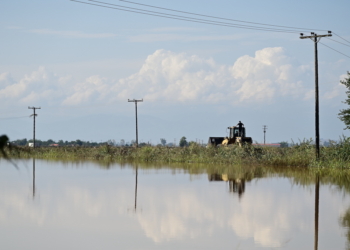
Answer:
[5, 139, 350, 168]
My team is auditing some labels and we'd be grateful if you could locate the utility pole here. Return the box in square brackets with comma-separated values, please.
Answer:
[128, 99, 143, 147]
[28, 106, 41, 148]
[263, 125, 268, 145]
[300, 31, 332, 159]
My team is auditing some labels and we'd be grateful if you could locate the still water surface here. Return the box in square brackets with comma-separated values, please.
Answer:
[1, 159, 350, 250]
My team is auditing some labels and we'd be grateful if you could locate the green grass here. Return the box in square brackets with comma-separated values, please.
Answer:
[5, 138, 350, 168]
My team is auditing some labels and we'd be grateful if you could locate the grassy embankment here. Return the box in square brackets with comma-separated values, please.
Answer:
[5, 138, 350, 168]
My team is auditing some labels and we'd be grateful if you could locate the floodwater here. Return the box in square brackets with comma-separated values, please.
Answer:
[1, 159, 350, 250]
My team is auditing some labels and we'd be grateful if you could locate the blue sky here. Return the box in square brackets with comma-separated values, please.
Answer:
[1, 0, 350, 144]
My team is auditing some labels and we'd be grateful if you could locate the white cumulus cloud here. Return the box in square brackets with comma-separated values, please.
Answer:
[1, 47, 343, 107]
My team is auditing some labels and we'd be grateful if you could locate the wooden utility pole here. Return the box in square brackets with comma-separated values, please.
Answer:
[128, 99, 143, 147]
[300, 31, 332, 159]
[263, 125, 268, 145]
[28, 106, 41, 148]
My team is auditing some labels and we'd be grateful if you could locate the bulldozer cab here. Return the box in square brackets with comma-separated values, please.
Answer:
[229, 126, 246, 138]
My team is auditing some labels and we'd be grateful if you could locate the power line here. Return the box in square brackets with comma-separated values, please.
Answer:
[326, 37, 350, 48]
[74, 0, 297, 33]
[319, 42, 350, 59]
[71, 0, 306, 33]
[333, 32, 350, 45]
[95, 0, 328, 32]
[72, 0, 350, 59]
[92, 0, 302, 32]
[0, 115, 30, 120]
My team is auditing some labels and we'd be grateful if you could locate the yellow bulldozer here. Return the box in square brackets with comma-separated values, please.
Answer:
[208, 121, 253, 147]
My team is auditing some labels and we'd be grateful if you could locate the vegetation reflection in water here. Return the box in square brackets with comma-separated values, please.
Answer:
[25, 157, 350, 249]
[2, 156, 350, 249]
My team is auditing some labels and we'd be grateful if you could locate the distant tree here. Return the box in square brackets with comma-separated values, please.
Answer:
[179, 136, 188, 147]
[76, 139, 83, 146]
[46, 139, 55, 146]
[339, 72, 350, 129]
[120, 139, 125, 146]
[11, 138, 27, 146]
[279, 141, 289, 148]
[160, 138, 166, 146]
[107, 139, 116, 146]
[35, 140, 43, 147]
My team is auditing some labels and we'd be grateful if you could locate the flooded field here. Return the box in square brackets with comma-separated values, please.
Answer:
[1, 159, 350, 250]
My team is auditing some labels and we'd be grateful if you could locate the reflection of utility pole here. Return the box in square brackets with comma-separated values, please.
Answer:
[32, 158, 36, 199]
[134, 165, 138, 211]
[128, 99, 143, 147]
[314, 174, 320, 250]
[28, 107, 41, 148]
[300, 31, 332, 160]
[263, 125, 268, 145]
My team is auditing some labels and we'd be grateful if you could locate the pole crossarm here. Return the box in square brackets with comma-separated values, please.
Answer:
[128, 99, 143, 103]
[300, 34, 332, 39]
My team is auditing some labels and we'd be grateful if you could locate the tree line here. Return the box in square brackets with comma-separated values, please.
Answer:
[9, 137, 198, 147]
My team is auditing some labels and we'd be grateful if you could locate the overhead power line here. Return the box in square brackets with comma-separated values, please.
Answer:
[72, 0, 350, 59]
[89, 0, 299, 32]
[319, 42, 350, 59]
[0, 115, 30, 120]
[71, 0, 319, 33]
[333, 32, 350, 45]
[100, 0, 327, 32]
[326, 37, 350, 48]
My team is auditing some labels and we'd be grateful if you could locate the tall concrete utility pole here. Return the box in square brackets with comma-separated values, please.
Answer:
[300, 31, 332, 159]
[128, 99, 143, 147]
[263, 125, 268, 145]
[28, 106, 41, 148]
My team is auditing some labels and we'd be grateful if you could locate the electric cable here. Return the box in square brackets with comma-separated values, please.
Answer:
[109, 0, 327, 32]
[326, 37, 350, 48]
[71, 0, 350, 59]
[319, 42, 350, 59]
[0, 115, 30, 120]
[90, 0, 301, 32]
[71, 0, 305, 33]
[333, 32, 350, 45]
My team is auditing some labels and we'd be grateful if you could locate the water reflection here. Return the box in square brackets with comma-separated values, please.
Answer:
[32, 158, 36, 199]
[315, 174, 319, 250]
[341, 208, 350, 250]
[133, 164, 138, 212]
[1, 159, 350, 250]
[208, 174, 247, 199]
